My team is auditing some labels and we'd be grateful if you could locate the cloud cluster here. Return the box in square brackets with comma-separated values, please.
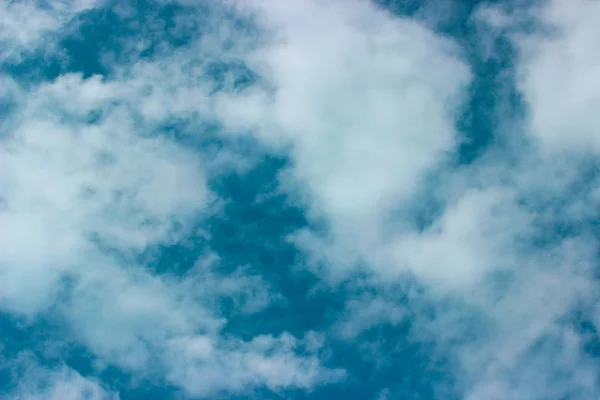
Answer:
[516, 0, 600, 154]
[216, 0, 471, 282]
[215, 0, 600, 399]
[3, 355, 118, 400]
[2, 0, 599, 399]
[0, 3, 342, 397]
[0, 0, 104, 62]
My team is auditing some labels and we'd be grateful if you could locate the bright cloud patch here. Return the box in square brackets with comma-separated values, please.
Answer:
[1, 1, 599, 400]
[3, 355, 118, 400]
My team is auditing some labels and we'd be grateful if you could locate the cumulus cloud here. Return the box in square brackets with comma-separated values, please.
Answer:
[433, 2, 600, 397]
[515, 0, 600, 153]
[3, 0, 600, 399]
[0, 5, 342, 397]
[216, 0, 471, 282]
[1, 72, 209, 315]
[212, 0, 600, 399]
[0, 0, 104, 62]
[2, 355, 118, 400]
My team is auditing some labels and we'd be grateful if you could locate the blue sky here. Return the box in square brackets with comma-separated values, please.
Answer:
[1, 0, 599, 399]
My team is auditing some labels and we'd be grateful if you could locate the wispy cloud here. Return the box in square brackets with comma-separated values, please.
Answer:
[2, 354, 118, 400]
[0, 0, 104, 62]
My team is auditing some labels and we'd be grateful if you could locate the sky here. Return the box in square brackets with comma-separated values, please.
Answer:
[1, 0, 599, 399]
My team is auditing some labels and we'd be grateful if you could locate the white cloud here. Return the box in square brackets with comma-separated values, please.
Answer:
[3, 0, 600, 399]
[0, 72, 209, 315]
[0, 14, 342, 396]
[3, 355, 118, 400]
[381, 186, 529, 291]
[432, 2, 600, 397]
[336, 294, 406, 339]
[208, 1, 600, 399]
[0, 0, 104, 62]
[215, 0, 471, 282]
[165, 332, 344, 397]
[515, 0, 600, 153]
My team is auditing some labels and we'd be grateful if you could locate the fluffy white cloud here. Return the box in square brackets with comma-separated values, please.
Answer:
[0, 72, 208, 315]
[0, 0, 103, 62]
[335, 294, 406, 339]
[515, 0, 600, 153]
[215, 0, 471, 282]
[0, 15, 342, 396]
[3, 355, 118, 400]
[436, 3, 600, 397]
[3, 0, 599, 399]
[210, 1, 600, 399]
[165, 332, 344, 397]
